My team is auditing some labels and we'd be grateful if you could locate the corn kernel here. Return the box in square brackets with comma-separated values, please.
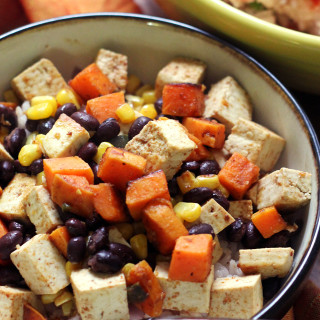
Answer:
[140, 104, 157, 119]
[174, 202, 201, 223]
[116, 103, 136, 124]
[35, 133, 46, 148]
[196, 175, 220, 189]
[126, 75, 141, 94]
[65, 261, 82, 278]
[26, 102, 54, 120]
[54, 291, 73, 307]
[142, 90, 157, 104]
[130, 234, 148, 260]
[121, 263, 135, 279]
[116, 223, 134, 240]
[31, 95, 57, 117]
[135, 84, 153, 97]
[217, 179, 230, 198]
[93, 142, 113, 164]
[56, 88, 81, 109]
[125, 94, 144, 110]
[3, 90, 19, 104]
[176, 171, 199, 194]
[25, 131, 38, 145]
[36, 171, 46, 186]
[41, 291, 62, 304]
[62, 300, 75, 317]
[18, 144, 42, 166]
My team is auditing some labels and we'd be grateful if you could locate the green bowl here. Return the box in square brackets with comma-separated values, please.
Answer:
[155, 0, 320, 95]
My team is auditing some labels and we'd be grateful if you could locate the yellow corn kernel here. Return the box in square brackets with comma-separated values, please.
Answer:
[135, 84, 153, 97]
[116, 223, 134, 240]
[121, 263, 135, 279]
[176, 171, 199, 194]
[125, 94, 144, 110]
[140, 104, 157, 119]
[126, 75, 141, 94]
[130, 234, 148, 260]
[116, 103, 136, 124]
[41, 291, 62, 304]
[196, 175, 220, 190]
[174, 202, 201, 223]
[54, 291, 73, 307]
[217, 180, 230, 198]
[31, 95, 57, 117]
[93, 142, 113, 164]
[62, 300, 75, 317]
[56, 88, 81, 109]
[142, 90, 157, 104]
[36, 171, 46, 186]
[18, 144, 42, 166]
[65, 261, 82, 278]
[26, 102, 54, 120]
[3, 90, 19, 104]
[25, 131, 38, 145]
[35, 133, 46, 147]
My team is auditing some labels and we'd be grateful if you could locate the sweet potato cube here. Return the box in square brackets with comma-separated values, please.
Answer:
[186, 133, 211, 161]
[91, 183, 128, 222]
[126, 170, 171, 221]
[169, 234, 213, 282]
[162, 83, 205, 117]
[142, 198, 188, 255]
[86, 91, 125, 123]
[218, 152, 260, 200]
[252, 206, 287, 239]
[51, 174, 93, 218]
[97, 147, 146, 191]
[43, 156, 94, 192]
[69, 63, 116, 101]
[49, 226, 70, 258]
[23, 303, 46, 320]
[183, 117, 225, 149]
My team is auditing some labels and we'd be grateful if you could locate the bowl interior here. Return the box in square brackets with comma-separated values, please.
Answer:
[0, 14, 319, 319]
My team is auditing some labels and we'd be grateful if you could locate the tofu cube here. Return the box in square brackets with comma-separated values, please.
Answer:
[245, 183, 259, 206]
[200, 198, 235, 234]
[212, 235, 224, 264]
[95, 49, 128, 91]
[228, 200, 253, 220]
[125, 119, 196, 179]
[25, 185, 62, 234]
[0, 286, 45, 320]
[154, 262, 214, 313]
[42, 113, 90, 158]
[0, 173, 36, 222]
[209, 275, 263, 319]
[223, 118, 286, 171]
[10, 234, 69, 294]
[71, 269, 129, 320]
[11, 58, 68, 101]
[0, 143, 13, 161]
[204, 76, 252, 133]
[239, 247, 294, 279]
[256, 168, 312, 210]
[155, 57, 206, 98]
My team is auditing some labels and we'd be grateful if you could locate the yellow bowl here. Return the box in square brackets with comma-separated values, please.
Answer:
[155, 0, 320, 95]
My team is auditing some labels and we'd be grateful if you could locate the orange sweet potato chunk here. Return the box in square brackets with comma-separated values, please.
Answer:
[183, 117, 225, 149]
[97, 147, 146, 191]
[23, 303, 46, 320]
[142, 198, 188, 255]
[49, 226, 70, 258]
[86, 91, 125, 123]
[186, 133, 211, 161]
[168, 234, 213, 282]
[69, 63, 116, 101]
[43, 156, 94, 192]
[51, 174, 94, 218]
[218, 152, 260, 200]
[162, 83, 205, 117]
[91, 183, 128, 222]
[126, 170, 171, 221]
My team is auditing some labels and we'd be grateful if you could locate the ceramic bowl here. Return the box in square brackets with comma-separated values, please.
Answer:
[155, 0, 320, 95]
[0, 13, 319, 319]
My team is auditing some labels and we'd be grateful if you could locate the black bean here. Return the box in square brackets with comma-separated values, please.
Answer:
[199, 160, 220, 175]
[67, 236, 86, 263]
[0, 104, 17, 131]
[85, 211, 105, 231]
[65, 218, 87, 237]
[188, 223, 215, 238]
[108, 134, 128, 148]
[183, 187, 213, 204]
[77, 142, 97, 163]
[90, 162, 103, 185]
[29, 159, 43, 175]
[226, 218, 247, 242]
[55, 103, 77, 120]
[9, 221, 25, 234]
[13, 160, 30, 174]
[243, 222, 263, 249]
[211, 189, 230, 211]
[264, 230, 290, 248]
[109, 242, 137, 265]
[180, 161, 200, 174]
[0, 231, 23, 260]
[0, 265, 23, 286]
[128, 116, 152, 140]
[4, 128, 26, 158]
[88, 250, 123, 273]
[0, 160, 15, 187]
[87, 226, 109, 255]
[25, 119, 39, 132]
[37, 117, 55, 134]
[93, 118, 120, 145]
[168, 177, 179, 197]
[22, 234, 32, 245]
[127, 283, 148, 304]
[71, 111, 99, 132]
[154, 97, 163, 114]
[262, 277, 281, 301]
